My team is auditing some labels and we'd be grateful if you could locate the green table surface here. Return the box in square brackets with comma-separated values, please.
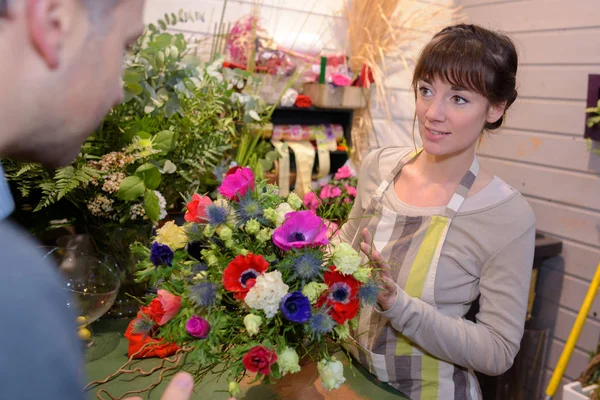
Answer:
[85, 319, 407, 400]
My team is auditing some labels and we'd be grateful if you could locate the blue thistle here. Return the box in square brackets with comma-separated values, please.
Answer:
[359, 282, 378, 306]
[309, 311, 335, 337]
[206, 205, 228, 226]
[188, 281, 218, 308]
[132, 314, 155, 336]
[291, 252, 323, 281]
[237, 196, 263, 225]
[191, 263, 208, 274]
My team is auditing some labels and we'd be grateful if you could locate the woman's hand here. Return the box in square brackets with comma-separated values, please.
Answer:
[360, 228, 398, 311]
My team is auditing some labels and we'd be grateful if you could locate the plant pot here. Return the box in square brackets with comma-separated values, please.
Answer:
[564, 382, 599, 400]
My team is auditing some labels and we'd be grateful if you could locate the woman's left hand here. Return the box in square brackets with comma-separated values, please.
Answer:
[360, 228, 398, 311]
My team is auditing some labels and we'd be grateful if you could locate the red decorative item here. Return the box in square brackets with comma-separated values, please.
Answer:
[353, 64, 375, 88]
[124, 317, 179, 359]
[242, 345, 278, 375]
[223, 253, 270, 300]
[316, 266, 361, 324]
[294, 94, 312, 108]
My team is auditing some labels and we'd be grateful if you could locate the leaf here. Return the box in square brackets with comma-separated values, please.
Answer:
[135, 163, 161, 190]
[248, 110, 261, 121]
[162, 160, 177, 174]
[156, 33, 172, 48]
[158, 19, 167, 31]
[143, 190, 160, 222]
[117, 176, 145, 201]
[125, 82, 143, 95]
[154, 130, 177, 154]
[144, 105, 156, 114]
[123, 70, 142, 84]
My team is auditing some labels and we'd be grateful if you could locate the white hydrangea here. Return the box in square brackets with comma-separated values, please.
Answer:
[275, 202, 294, 227]
[155, 190, 167, 220]
[331, 243, 361, 275]
[244, 271, 289, 318]
[286, 192, 302, 210]
[317, 357, 346, 390]
[214, 198, 229, 209]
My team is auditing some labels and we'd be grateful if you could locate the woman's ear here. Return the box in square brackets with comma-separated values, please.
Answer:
[486, 101, 507, 124]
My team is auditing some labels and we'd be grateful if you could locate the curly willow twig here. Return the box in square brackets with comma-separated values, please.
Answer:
[85, 344, 194, 400]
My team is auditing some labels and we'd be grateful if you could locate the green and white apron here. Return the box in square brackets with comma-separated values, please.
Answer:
[348, 149, 483, 400]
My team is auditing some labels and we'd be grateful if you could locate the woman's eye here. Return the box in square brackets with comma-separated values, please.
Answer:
[452, 95, 468, 105]
[419, 87, 432, 96]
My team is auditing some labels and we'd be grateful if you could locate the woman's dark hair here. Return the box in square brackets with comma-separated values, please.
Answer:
[412, 24, 518, 130]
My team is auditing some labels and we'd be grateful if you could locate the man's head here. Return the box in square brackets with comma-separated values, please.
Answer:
[0, 0, 145, 167]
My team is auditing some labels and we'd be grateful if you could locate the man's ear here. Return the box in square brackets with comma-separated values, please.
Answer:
[26, 0, 70, 69]
[486, 101, 507, 125]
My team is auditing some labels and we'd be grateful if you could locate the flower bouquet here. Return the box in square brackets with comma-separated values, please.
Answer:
[303, 165, 358, 223]
[88, 166, 377, 398]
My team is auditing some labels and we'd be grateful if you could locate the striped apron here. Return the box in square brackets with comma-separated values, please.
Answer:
[348, 149, 483, 400]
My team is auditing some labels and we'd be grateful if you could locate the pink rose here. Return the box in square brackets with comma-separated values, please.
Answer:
[303, 191, 319, 212]
[155, 290, 181, 326]
[325, 219, 339, 239]
[319, 184, 333, 200]
[184, 194, 213, 223]
[334, 166, 353, 180]
[218, 167, 255, 201]
[345, 184, 357, 197]
[331, 187, 342, 198]
[186, 316, 211, 339]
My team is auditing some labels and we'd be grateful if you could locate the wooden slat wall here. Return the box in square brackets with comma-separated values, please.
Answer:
[458, 0, 600, 398]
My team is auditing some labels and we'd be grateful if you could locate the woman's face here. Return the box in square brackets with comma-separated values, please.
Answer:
[415, 76, 505, 158]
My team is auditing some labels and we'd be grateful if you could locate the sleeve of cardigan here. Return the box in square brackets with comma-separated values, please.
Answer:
[376, 223, 536, 376]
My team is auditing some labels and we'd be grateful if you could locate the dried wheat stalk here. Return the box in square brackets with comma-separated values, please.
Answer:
[339, 0, 462, 165]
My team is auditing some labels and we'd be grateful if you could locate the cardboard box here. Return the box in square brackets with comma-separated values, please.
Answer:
[303, 83, 370, 109]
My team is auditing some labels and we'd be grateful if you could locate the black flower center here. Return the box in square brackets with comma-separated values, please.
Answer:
[330, 282, 350, 303]
[240, 270, 258, 287]
[289, 232, 306, 242]
[286, 302, 298, 313]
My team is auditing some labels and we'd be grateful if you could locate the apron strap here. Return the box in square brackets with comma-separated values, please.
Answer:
[368, 147, 480, 219]
[443, 156, 479, 218]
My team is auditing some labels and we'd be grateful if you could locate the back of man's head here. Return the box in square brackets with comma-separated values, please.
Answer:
[0, 0, 145, 167]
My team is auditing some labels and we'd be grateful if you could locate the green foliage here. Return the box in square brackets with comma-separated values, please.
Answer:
[34, 165, 101, 212]
[586, 99, 600, 129]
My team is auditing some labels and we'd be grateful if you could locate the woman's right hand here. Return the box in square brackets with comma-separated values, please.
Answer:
[360, 228, 398, 311]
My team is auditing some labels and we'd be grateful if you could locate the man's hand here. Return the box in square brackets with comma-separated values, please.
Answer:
[360, 228, 398, 311]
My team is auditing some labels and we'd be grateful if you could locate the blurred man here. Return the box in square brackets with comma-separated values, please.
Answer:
[0, 1, 193, 399]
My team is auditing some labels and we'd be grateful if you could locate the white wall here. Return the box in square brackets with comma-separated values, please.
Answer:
[457, 1, 600, 399]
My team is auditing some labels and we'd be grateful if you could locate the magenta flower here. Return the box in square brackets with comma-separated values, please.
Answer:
[186, 316, 211, 339]
[218, 167, 255, 201]
[334, 166, 353, 180]
[303, 191, 319, 213]
[272, 210, 328, 251]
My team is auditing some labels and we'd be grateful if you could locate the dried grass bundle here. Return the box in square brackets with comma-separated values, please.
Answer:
[338, 0, 462, 165]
